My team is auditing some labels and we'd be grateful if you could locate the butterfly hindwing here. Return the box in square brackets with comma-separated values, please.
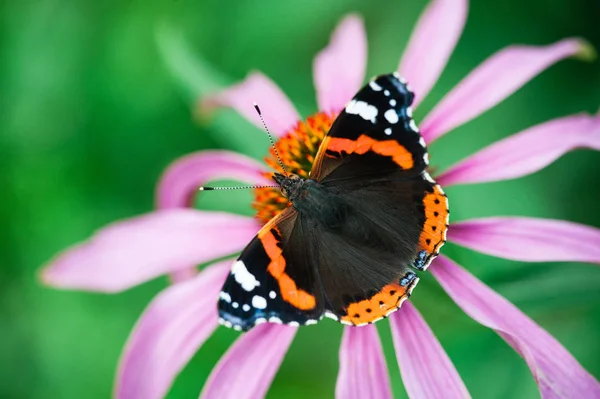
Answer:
[311, 73, 428, 182]
[218, 208, 325, 330]
[311, 175, 448, 324]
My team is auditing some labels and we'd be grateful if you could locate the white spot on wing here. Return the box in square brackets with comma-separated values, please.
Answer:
[242, 304, 250, 312]
[384, 90, 390, 96]
[269, 316, 283, 324]
[219, 292, 231, 303]
[406, 107, 413, 118]
[419, 137, 426, 148]
[269, 291, 276, 299]
[231, 260, 260, 291]
[232, 302, 239, 309]
[384, 128, 392, 135]
[384, 109, 399, 124]
[346, 100, 378, 123]
[389, 99, 397, 106]
[369, 81, 382, 91]
[423, 172, 435, 183]
[252, 295, 267, 309]
[255, 317, 267, 325]
[289, 321, 300, 327]
[305, 319, 318, 325]
[325, 311, 339, 321]
[409, 120, 419, 132]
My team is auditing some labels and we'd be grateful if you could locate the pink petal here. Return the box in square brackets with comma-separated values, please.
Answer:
[421, 39, 590, 143]
[398, 0, 468, 107]
[438, 113, 600, 186]
[41, 209, 260, 292]
[336, 326, 393, 399]
[156, 150, 271, 209]
[115, 260, 230, 399]
[448, 217, 600, 264]
[314, 14, 367, 113]
[432, 256, 600, 398]
[200, 324, 296, 399]
[390, 302, 470, 399]
[201, 72, 300, 137]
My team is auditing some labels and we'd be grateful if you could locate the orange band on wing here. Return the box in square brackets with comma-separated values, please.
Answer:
[419, 184, 449, 254]
[326, 134, 414, 169]
[258, 227, 316, 310]
[340, 279, 418, 325]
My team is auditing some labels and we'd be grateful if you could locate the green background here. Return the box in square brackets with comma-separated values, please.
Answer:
[2, 0, 600, 398]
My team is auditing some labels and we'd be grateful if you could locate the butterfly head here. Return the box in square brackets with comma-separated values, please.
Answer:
[272, 172, 304, 200]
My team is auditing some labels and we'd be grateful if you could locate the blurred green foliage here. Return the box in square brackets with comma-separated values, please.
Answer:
[1, 0, 600, 398]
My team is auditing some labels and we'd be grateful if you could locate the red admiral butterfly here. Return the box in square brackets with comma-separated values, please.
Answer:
[218, 73, 449, 331]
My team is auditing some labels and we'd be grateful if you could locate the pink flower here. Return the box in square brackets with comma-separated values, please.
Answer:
[41, 0, 600, 398]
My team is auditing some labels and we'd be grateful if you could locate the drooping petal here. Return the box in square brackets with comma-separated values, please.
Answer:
[390, 302, 470, 399]
[421, 39, 591, 143]
[156, 150, 271, 209]
[398, 0, 468, 107]
[448, 217, 600, 264]
[336, 325, 393, 399]
[438, 113, 600, 186]
[115, 260, 230, 399]
[202, 71, 300, 137]
[432, 256, 600, 398]
[200, 324, 296, 399]
[314, 14, 367, 113]
[41, 209, 259, 292]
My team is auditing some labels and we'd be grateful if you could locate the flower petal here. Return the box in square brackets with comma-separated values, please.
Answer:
[156, 150, 271, 209]
[390, 302, 470, 399]
[448, 217, 600, 264]
[202, 72, 300, 137]
[314, 14, 367, 113]
[336, 325, 393, 399]
[432, 256, 600, 398]
[421, 39, 590, 143]
[41, 209, 259, 292]
[200, 324, 296, 399]
[398, 0, 468, 107]
[438, 113, 600, 186]
[115, 260, 230, 399]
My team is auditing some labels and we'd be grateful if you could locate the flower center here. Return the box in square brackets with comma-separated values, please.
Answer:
[253, 111, 337, 224]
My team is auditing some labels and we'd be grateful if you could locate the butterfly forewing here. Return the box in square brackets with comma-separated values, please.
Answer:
[218, 208, 325, 330]
[311, 73, 428, 182]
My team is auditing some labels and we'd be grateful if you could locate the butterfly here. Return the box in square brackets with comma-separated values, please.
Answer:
[218, 73, 449, 331]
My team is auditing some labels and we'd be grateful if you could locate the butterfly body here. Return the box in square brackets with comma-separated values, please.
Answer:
[274, 173, 348, 229]
[218, 73, 449, 332]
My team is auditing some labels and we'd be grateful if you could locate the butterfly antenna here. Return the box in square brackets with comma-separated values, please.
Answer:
[199, 184, 279, 191]
[199, 102, 288, 192]
[254, 102, 288, 177]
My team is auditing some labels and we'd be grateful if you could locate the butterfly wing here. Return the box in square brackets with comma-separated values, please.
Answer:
[306, 73, 449, 324]
[311, 73, 428, 182]
[218, 207, 325, 331]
